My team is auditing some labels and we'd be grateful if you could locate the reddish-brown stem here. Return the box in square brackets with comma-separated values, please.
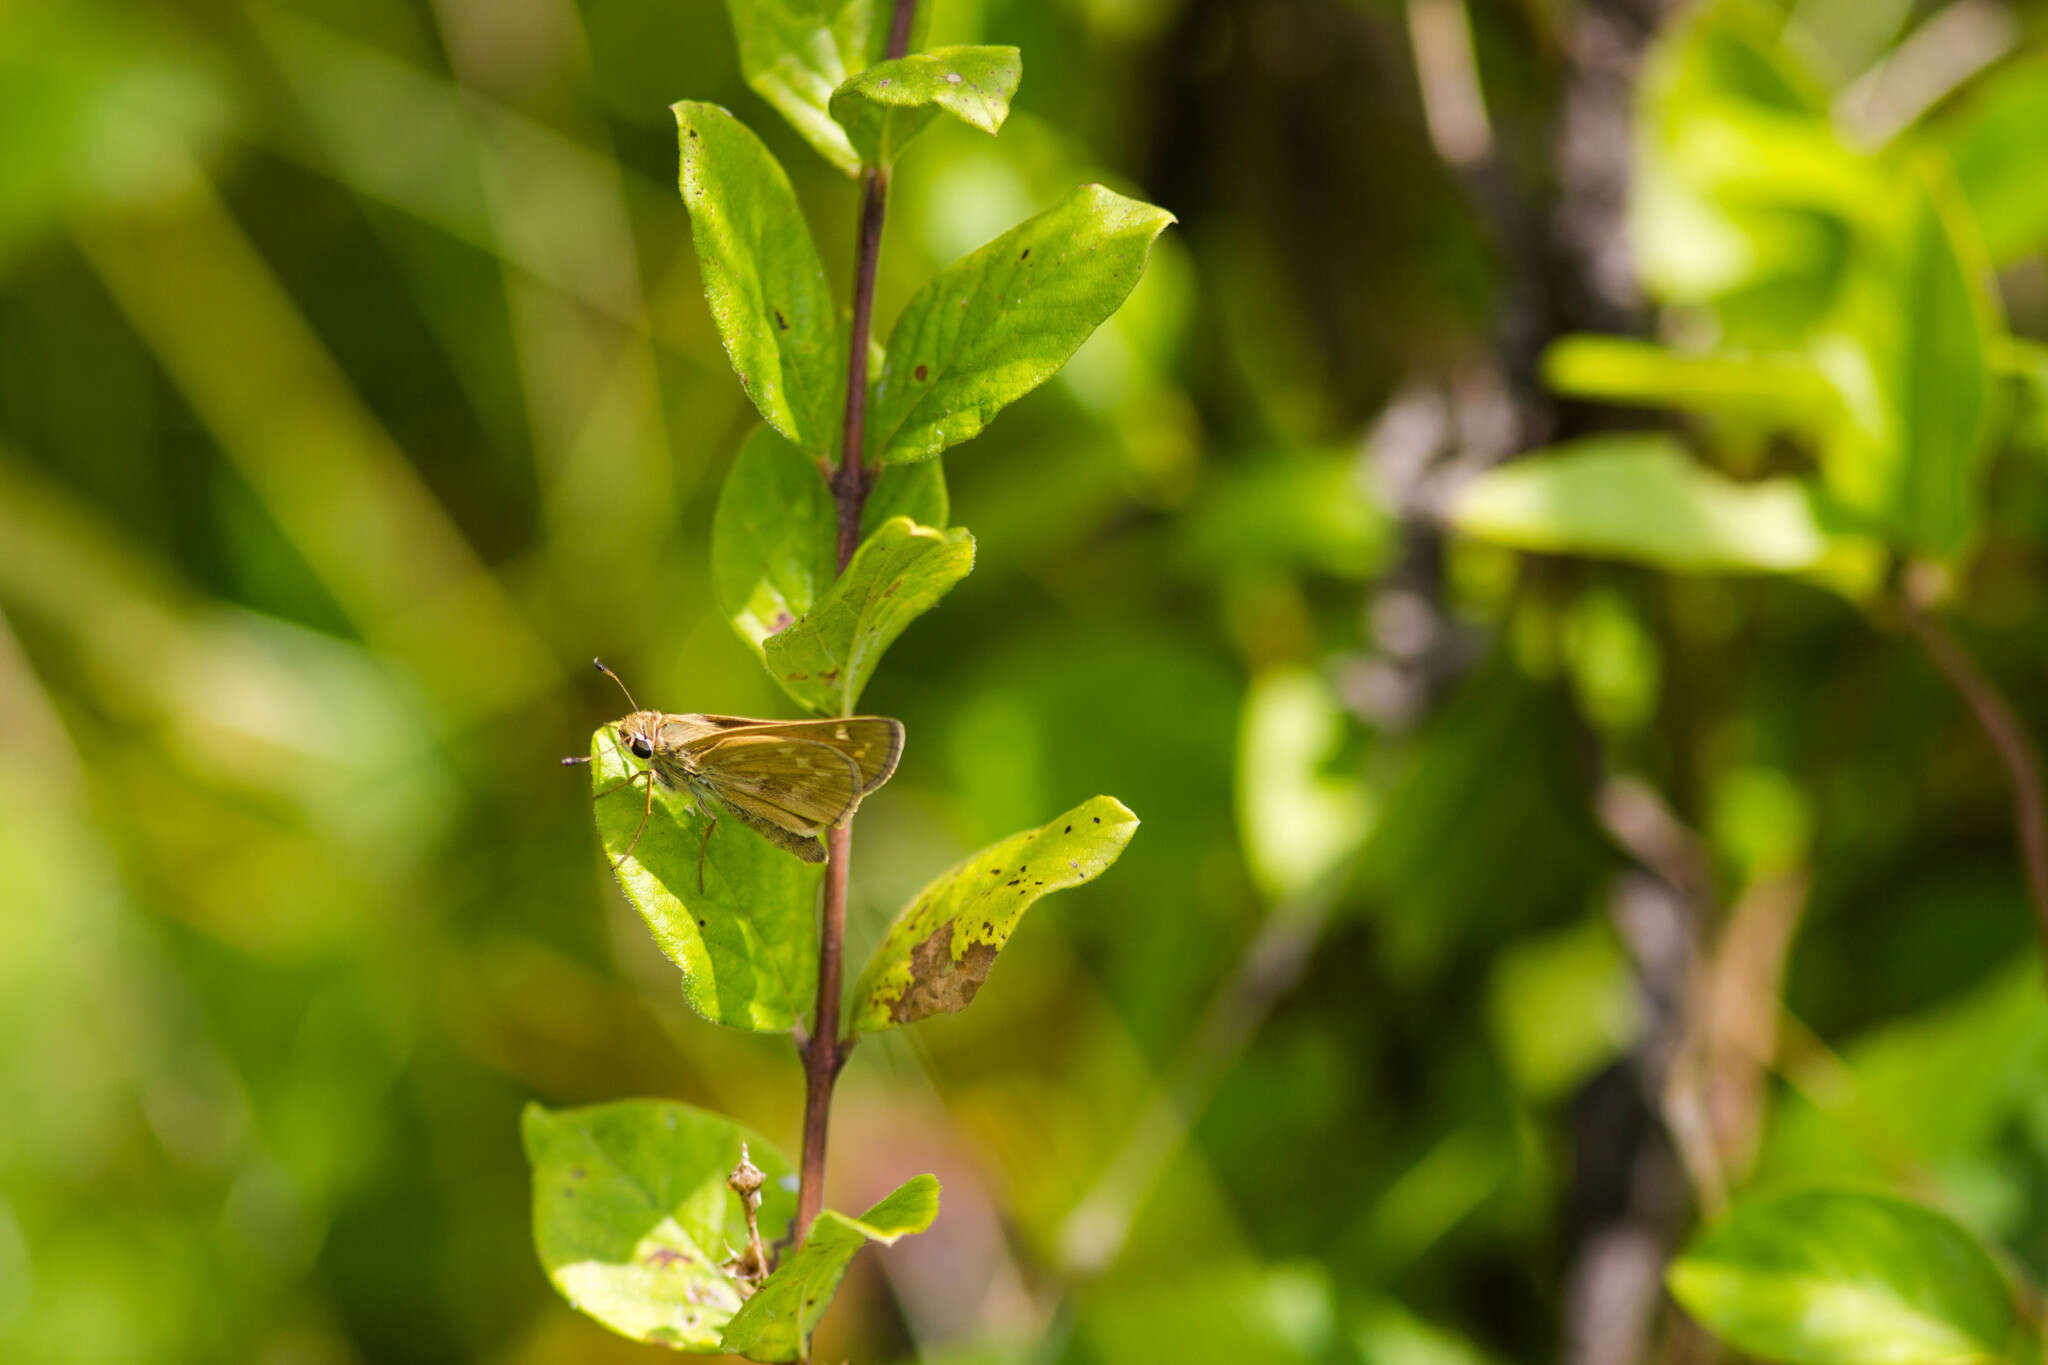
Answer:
[1902, 595, 2048, 960]
[797, 822, 853, 1235]
[832, 165, 887, 567]
[796, 0, 918, 1247]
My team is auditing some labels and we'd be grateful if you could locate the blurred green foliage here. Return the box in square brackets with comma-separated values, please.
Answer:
[6, 0, 2048, 1362]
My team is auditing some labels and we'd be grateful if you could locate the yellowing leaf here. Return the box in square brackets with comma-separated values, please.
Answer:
[848, 796, 1138, 1036]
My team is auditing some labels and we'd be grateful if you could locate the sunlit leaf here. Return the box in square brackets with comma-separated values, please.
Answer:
[763, 516, 973, 714]
[675, 101, 843, 459]
[590, 729, 820, 1032]
[848, 796, 1137, 1036]
[829, 46, 1021, 169]
[717, 0, 930, 176]
[1668, 1188, 2015, 1365]
[718, 1174, 940, 1361]
[711, 427, 948, 653]
[869, 184, 1174, 465]
[1631, 3, 1866, 329]
[1814, 162, 1997, 557]
[1542, 335, 1834, 424]
[1237, 670, 1370, 900]
[1448, 434, 1846, 575]
[523, 1100, 795, 1352]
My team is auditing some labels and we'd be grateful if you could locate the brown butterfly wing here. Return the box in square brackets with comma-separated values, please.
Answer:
[678, 716, 904, 796]
[676, 731, 863, 833]
[711, 792, 831, 862]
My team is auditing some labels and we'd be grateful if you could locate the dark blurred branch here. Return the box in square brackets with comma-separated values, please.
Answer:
[798, 0, 918, 1251]
[1901, 592, 2048, 961]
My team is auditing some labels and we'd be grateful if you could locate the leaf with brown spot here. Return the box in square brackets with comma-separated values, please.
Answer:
[847, 796, 1138, 1036]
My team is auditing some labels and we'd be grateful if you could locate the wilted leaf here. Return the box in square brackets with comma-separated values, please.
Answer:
[1448, 434, 1848, 575]
[590, 729, 820, 1032]
[675, 101, 843, 459]
[716, 0, 930, 176]
[718, 1174, 940, 1361]
[763, 516, 973, 714]
[523, 1100, 795, 1352]
[711, 427, 947, 654]
[848, 796, 1138, 1036]
[869, 184, 1174, 464]
[829, 46, 1021, 169]
[1668, 1188, 2015, 1365]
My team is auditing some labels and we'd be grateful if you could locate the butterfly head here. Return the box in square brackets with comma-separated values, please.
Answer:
[616, 711, 661, 762]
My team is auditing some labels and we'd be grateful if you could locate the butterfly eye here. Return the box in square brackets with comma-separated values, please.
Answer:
[630, 737, 653, 759]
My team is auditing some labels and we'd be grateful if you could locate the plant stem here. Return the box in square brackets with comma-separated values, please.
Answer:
[797, 0, 919, 1244]
[832, 165, 886, 567]
[797, 823, 852, 1236]
[1902, 594, 2048, 959]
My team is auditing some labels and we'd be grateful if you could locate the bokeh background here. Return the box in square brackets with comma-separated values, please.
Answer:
[7, 0, 2048, 1361]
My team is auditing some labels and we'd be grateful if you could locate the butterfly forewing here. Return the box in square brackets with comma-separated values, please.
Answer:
[676, 716, 904, 795]
[677, 732, 864, 830]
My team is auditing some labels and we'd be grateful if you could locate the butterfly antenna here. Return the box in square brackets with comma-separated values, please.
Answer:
[592, 657, 639, 711]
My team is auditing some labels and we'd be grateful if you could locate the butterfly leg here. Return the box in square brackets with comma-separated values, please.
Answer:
[695, 816, 718, 893]
[611, 770, 658, 871]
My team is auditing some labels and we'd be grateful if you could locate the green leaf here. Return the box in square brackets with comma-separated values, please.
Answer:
[848, 796, 1138, 1036]
[1931, 55, 2048, 265]
[1542, 335, 1834, 424]
[711, 427, 947, 654]
[674, 101, 843, 459]
[590, 728, 820, 1031]
[1238, 669, 1371, 900]
[1448, 434, 1854, 576]
[717, 0, 931, 176]
[829, 46, 1021, 169]
[718, 1174, 940, 1361]
[762, 516, 973, 714]
[522, 1100, 796, 1352]
[1633, 4, 1864, 300]
[1668, 1188, 2016, 1365]
[869, 184, 1175, 465]
[1815, 162, 1998, 557]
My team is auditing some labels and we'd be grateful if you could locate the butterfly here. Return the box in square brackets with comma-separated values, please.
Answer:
[566, 660, 903, 885]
